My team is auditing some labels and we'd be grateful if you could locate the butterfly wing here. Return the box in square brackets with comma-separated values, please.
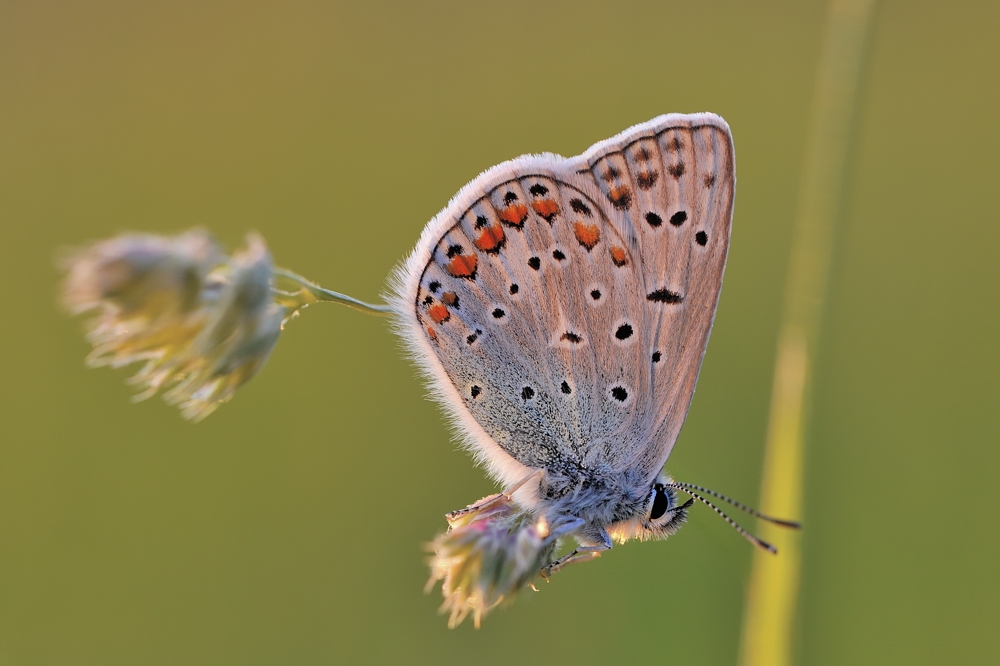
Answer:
[390, 113, 734, 490]
[570, 115, 736, 479]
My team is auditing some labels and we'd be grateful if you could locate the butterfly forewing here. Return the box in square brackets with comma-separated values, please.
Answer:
[571, 120, 735, 476]
[393, 113, 734, 489]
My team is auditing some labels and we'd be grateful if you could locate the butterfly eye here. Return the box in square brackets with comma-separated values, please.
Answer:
[649, 485, 670, 521]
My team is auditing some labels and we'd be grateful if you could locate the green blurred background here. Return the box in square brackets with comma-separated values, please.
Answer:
[1, 1, 997, 664]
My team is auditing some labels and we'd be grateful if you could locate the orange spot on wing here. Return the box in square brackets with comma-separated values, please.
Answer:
[473, 223, 505, 253]
[573, 221, 601, 251]
[531, 198, 560, 221]
[498, 203, 528, 227]
[441, 291, 458, 306]
[428, 304, 450, 324]
[608, 186, 632, 210]
[445, 253, 478, 279]
[610, 246, 628, 267]
[426, 326, 438, 341]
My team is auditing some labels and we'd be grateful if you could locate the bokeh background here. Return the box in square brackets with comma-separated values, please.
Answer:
[2, 1, 997, 664]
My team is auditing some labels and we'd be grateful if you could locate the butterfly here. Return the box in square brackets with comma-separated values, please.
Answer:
[389, 113, 796, 578]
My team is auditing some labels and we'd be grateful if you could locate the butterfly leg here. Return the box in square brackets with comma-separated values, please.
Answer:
[540, 525, 612, 578]
[444, 469, 545, 526]
[444, 492, 507, 525]
[540, 545, 608, 577]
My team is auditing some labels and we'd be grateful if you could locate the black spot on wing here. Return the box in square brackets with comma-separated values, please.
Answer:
[647, 289, 684, 304]
[570, 198, 592, 216]
[636, 171, 659, 189]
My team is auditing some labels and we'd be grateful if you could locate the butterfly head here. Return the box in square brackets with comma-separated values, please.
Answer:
[602, 473, 693, 544]
[534, 470, 691, 546]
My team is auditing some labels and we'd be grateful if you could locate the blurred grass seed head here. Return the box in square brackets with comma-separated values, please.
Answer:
[60, 230, 287, 421]
[428, 493, 581, 629]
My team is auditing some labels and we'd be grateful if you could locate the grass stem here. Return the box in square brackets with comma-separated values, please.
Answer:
[738, 1, 877, 664]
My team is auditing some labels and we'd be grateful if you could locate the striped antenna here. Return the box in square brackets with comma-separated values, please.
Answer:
[666, 484, 786, 554]
[671, 482, 802, 529]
